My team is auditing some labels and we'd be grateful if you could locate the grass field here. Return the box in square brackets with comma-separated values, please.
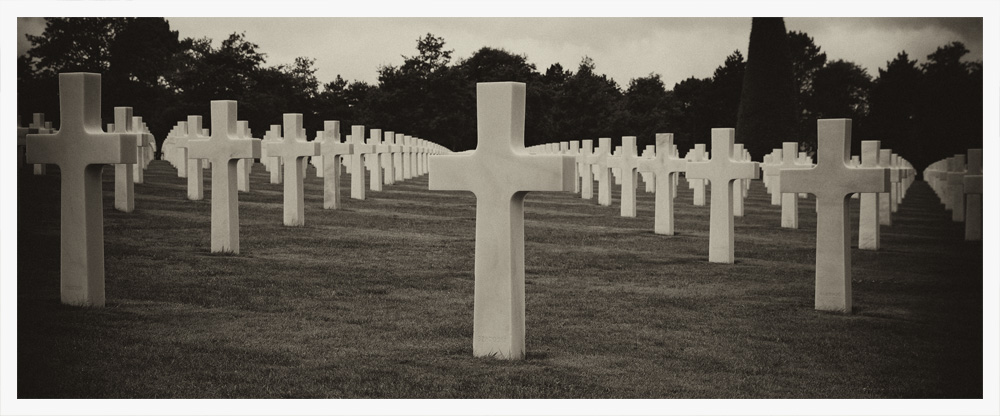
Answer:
[16, 159, 983, 398]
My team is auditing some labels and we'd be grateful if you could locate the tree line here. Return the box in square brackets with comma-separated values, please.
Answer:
[18, 17, 981, 174]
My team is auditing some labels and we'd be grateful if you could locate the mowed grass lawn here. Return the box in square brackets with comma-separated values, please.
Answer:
[17, 158, 982, 398]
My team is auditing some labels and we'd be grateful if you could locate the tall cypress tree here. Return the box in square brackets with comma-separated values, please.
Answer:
[735, 17, 799, 158]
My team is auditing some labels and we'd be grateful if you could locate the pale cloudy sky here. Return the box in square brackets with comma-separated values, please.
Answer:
[14, 12, 986, 90]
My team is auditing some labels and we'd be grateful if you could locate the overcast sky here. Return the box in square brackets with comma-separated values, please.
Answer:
[15, 16, 983, 90]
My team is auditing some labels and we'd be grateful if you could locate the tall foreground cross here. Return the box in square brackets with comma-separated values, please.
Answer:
[781, 119, 889, 312]
[25, 73, 138, 307]
[187, 101, 261, 253]
[428, 82, 575, 359]
[685, 129, 759, 263]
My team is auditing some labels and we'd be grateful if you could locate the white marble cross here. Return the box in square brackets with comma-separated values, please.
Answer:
[25, 73, 138, 307]
[858, 141, 882, 250]
[113, 107, 136, 213]
[349, 125, 374, 199]
[762, 148, 784, 206]
[130, 116, 151, 184]
[685, 129, 759, 263]
[29, 113, 51, 175]
[607, 137, 641, 217]
[780, 119, 889, 312]
[568, 141, 581, 193]
[687, 144, 708, 206]
[266, 114, 319, 226]
[186, 101, 261, 253]
[427, 82, 575, 359]
[382, 130, 397, 185]
[588, 138, 613, 206]
[317, 121, 353, 209]
[184, 116, 208, 200]
[878, 149, 896, 226]
[964, 148, 983, 241]
[235, 121, 256, 192]
[400, 136, 413, 180]
[576, 140, 595, 199]
[263, 124, 284, 184]
[732, 143, 746, 217]
[394, 133, 406, 181]
[777, 142, 811, 229]
[368, 129, 387, 191]
[638, 133, 687, 235]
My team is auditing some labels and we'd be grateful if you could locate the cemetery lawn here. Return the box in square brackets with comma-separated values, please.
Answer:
[17, 161, 982, 398]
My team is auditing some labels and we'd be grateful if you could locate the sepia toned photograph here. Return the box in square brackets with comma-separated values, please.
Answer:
[4, 1, 995, 415]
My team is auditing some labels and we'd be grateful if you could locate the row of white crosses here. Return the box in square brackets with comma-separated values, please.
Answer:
[427, 82, 896, 360]
[107, 108, 157, 213]
[17, 113, 56, 174]
[165, 113, 446, 232]
[25, 72, 449, 306]
[923, 149, 983, 241]
[22, 75, 906, 361]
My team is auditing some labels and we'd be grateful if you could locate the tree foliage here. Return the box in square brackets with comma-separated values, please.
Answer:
[734, 17, 799, 159]
[18, 18, 982, 171]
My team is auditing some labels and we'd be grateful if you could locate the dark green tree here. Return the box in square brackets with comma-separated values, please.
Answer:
[669, 76, 714, 151]
[707, 50, 746, 129]
[734, 17, 799, 159]
[867, 52, 922, 155]
[552, 57, 625, 146]
[622, 73, 674, 149]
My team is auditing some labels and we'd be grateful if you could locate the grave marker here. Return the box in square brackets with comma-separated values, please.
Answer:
[368, 129, 387, 191]
[266, 114, 319, 226]
[186, 101, 261, 253]
[637, 133, 687, 235]
[878, 149, 896, 226]
[111, 108, 136, 213]
[780, 119, 889, 312]
[427, 82, 575, 359]
[577, 140, 595, 199]
[607, 136, 640, 217]
[25, 73, 138, 306]
[184, 116, 207, 200]
[587, 138, 613, 206]
[858, 140, 882, 250]
[685, 129, 759, 263]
